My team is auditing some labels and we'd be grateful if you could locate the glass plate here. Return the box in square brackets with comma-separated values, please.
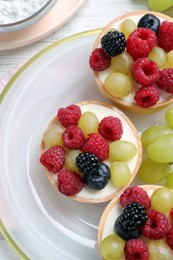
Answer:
[0, 29, 171, 259]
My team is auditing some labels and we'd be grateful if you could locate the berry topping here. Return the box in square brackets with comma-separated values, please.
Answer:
[158, 21, 173, 52]
[82, 133, 109, 161]
[138, 14, 161, 34]
[141, 210, 169, 239]
[122, 202, 148, 230]
[166, 227, 173, 250]
[84, 171, 109, 190]
[84, 162, 110, 190]
[98, 116, 123, 141]
[57, 169, 84, 196]
[57, 104, 81, 127]
[98, 162, 111, 180]
[115, 216, 141, 241]
[170, 208, 173, 220]
[156, 68, 173, 94]
[89, 48, 111, 71]
[134, 85, 160, 108]
[76, 152, 99, 175]
[124, 239, 149, 260]
[126, 28, 157, 60]
[101, 30, 126, 57]
[40, 146, 65, 173]
[114, 202, 148, 240]
[119, 186, 151, 210]
[62, 125, 85, 149]
[132, 57, 160, 86]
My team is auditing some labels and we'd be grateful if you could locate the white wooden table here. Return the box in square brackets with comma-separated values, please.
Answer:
[0, 0, 173, 258]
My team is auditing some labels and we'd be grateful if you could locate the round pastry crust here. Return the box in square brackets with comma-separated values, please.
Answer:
[93, 11, 173, 114]
[40, 100, 142, 203]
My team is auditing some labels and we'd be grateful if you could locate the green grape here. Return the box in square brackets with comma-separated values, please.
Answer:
[109, 140, 137, 161]
[148, 47, 167, 69]
[120, 19, 137, 39]
[148, 241, 173, 260]
[165, 173, 173, 189]
[141, 125, 173, 150]
[138, 158, 171, 184]
[42, 123, 65, 149]
[65, 150, 81, 172]
[167, 50, 173, 68]
[165, 106, 173, 129]
[151, 187, 173, 213]
[104, 72, 133, 97]
[77, 111, 99, 137]
[100, 234, 125, 260]
[147, 134, 173, 163]
[110, 162, 131, 187]
[148, 0, 173, 11]
[111, 51, 133, 74]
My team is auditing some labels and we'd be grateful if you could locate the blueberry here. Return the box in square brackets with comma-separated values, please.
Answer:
[84, 174, 108, 190]
[83, 162, 110, 190]
[98, 162, 111, 179]
[138, 14, 160, 34]
[114, 215, 141, 240]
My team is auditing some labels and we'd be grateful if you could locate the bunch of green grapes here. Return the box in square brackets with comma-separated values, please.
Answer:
[148, 0, 173, 11]
[138, 106, 173, 188]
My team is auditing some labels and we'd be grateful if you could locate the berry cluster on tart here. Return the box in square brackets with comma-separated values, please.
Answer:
[89, 11, 173, 113]
[39, 100, 142, 203]
[98, 185, 173, 259]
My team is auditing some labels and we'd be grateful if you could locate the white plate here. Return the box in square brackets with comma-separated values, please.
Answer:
[0, 0, 85, 50]
[0, 29, 171, 259]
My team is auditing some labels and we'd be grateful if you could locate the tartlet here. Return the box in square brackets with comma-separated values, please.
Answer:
[91, 11, 173, 114]
[40, 100, 142, 203]
[98, 185, 173, 259]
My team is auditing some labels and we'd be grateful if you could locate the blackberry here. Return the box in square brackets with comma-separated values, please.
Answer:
[76, 152, 99, 175]
[122, 202, 148, 230]
[101, 31, 126, 57]
[114, 202, 148, 240]
[138, 14, 160, 34]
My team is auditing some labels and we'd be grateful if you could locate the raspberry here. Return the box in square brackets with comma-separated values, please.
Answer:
[89, 48, 111, 71]
[170, 208, 173, 220]
[62, 125, 85, 149]
[126, 28, 156, 60]
[166, 227, 173, 250]
[101, 30, 126, 57]
[158, 21, 173, 52]
[82, 133, 109, 161]
[132, 57, 160, 86]
[76, 152, 99, 175]
[98, 116, 123, 141]
[40, 146, 65, 173]
[124, 239, 149, 260]
[57, 104, 81, 127]
[119, 186, 151, 210]
[57, 169, 84, 196]
[134, 85, 160, 108]
[156, 68, 173, 94]
[141, 210, 169, 239]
